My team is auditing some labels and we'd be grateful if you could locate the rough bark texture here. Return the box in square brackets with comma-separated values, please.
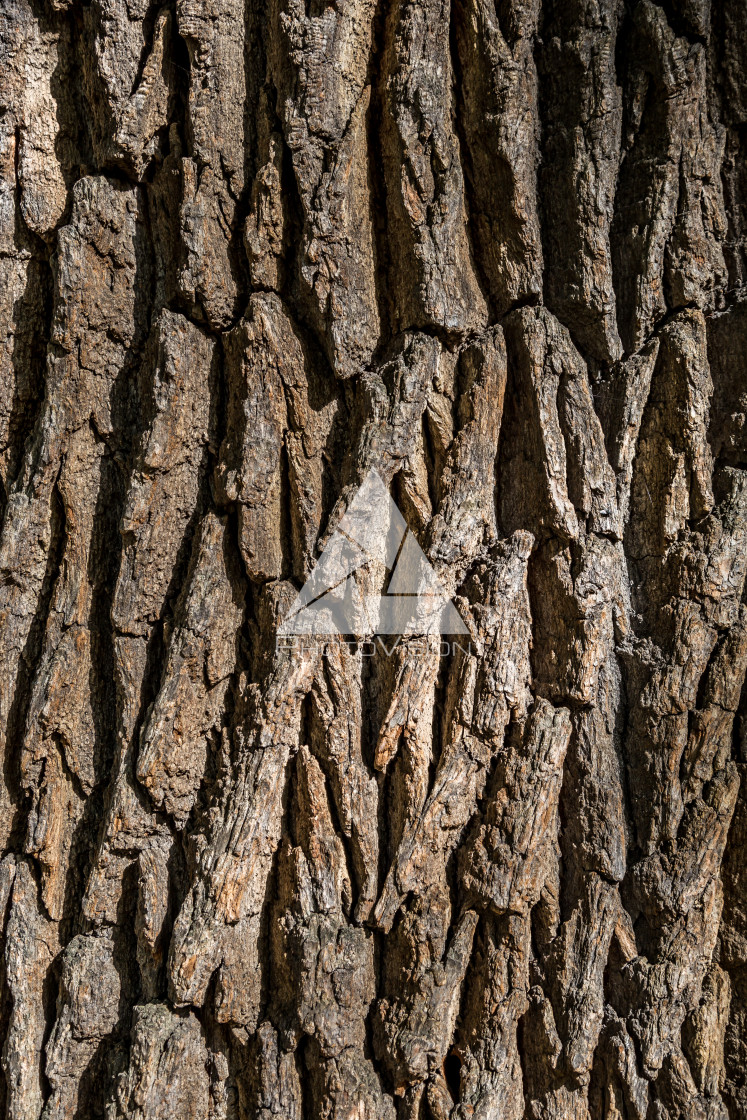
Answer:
[1, 1, 746, 1118]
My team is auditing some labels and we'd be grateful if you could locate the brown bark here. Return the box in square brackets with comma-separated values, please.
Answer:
[0, 0, 746, 1117]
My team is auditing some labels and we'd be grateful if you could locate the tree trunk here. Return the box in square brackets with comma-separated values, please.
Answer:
[1, 1, 746, 1117]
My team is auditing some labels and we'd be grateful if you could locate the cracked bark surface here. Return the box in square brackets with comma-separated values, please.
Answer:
[0, 1, 746, 1118]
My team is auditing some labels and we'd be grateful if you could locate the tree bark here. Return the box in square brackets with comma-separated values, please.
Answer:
[1, 1, 746, 1118]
